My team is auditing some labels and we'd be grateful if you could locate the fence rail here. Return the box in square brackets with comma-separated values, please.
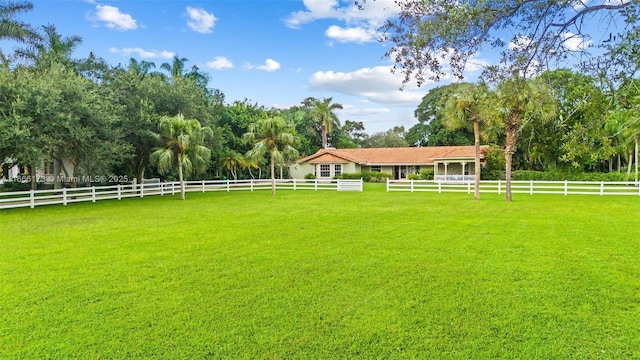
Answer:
[0, 178, 362, 210]
[387, 179, 640, 196]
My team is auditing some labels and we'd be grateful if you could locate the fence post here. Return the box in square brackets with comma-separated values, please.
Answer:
[160, 182, 164, 196]
[315, 179, 318, 191]
[92, 186, 96, 202]
[29, 190, 35, 208]
[530, 180, 534, 195]
[600, 181, 604, 196]
[202, 179, 206, 193]
[141, 183, 145, 198]
[498, 179, 501, 195]
[564, 180, 568, 195]
[467, 180, 471, 194]
[293, 178, 297, 191]
[226, 179, 230, 192]
[117, 185, 121, 200]
[438, 181, 442, 194]
[410, 179, 414, 192]
[171, 182, 175, 195]
[386, 178, 389, 192]
[63, 188, 68, 206]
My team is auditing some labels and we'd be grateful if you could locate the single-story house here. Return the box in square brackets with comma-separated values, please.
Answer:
[290, 146, 487, 181]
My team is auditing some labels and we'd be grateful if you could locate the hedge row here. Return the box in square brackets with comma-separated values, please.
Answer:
[482, 170, 633, 182]
[335, 171, 392, 182]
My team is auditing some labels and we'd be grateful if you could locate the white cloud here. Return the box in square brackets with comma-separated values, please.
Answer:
[508, 35, 532, 51]
[339, 104, 391, 116]
[186, 7, 217, 34]
[110, 47, 175, 59]
[309, 66, 428, 106]
[91, 5, 137, 31]
[286, 0, 397, 28]
[285, 0, 398, 43]
[206, 56, 234, 70]
[246, 59, 281, 72]
[325, 25, 376, 43]
[563, 32, 592, 50]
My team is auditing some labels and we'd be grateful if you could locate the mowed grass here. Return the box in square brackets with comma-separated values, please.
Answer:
[1, 185, 639, 359]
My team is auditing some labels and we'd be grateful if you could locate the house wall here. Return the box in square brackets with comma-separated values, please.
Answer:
[35, 157, 76, 183]
[289, 162, 315, 179]
[434, 162, 476, 175]
[289, 162, 359, 179]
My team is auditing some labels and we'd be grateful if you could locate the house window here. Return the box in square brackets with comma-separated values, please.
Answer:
[320, 164, 331, 178]
[42, 160, 54, 175]
[371, 165, 381, 172]
[408, 166, 415, 174]
[400, 166, 407, 179]
[334, 164, 342, 177]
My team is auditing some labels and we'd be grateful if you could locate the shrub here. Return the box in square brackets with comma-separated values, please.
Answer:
[337, 171, 392, 182]
[419, 168, 434, 180]
[304, 173, 316, 180]
[407, 173, 419, 180]
[484, 148, 506, 172]
[512, 170, 630, 182]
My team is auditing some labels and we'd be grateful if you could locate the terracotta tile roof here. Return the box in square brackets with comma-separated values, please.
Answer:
[308, 153, 351, 164]
[297, 146, 487, 165]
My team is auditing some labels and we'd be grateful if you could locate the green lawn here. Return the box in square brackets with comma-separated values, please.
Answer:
[1, 185, 639, 359]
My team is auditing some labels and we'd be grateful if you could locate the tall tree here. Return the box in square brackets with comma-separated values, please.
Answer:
[407, 84, 475, 147]
[0, 62, 124, 189]
[150, 113, 213, 200]
[244, 116, 299, 196]
[492, 74, 555, 201]
[308, 97, 343, 149]
[0, 0, 39, 56]
[16, 24, 81, 68]
[441, 82, 489, 200]
[361, 0, 639, 84]
[362, 126, 408, 148]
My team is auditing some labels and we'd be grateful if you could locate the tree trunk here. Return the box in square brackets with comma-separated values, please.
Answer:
[473, 120, 481, 200]
[136, 166, 145, 190]
[635, 137, 638, 183]
[270, 155, 276, 196]
[30, 163, 37, 191]
[321, 124, 328, 149]
[505, 128, 518, 203]
[627, 149, 633, 179]
[178, 152, 185, 200]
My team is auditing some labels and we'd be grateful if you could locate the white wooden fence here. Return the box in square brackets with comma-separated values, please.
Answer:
[387, 179, 640, 196]
[0, 178, 363, 210]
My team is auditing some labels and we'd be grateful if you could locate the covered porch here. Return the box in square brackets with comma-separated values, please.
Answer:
[433, 158, 480, 182]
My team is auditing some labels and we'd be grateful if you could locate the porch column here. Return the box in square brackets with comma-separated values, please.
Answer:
[444, 162, 449, 181]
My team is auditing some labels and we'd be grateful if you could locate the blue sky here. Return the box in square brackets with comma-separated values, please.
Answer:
[4, 0, 489, 134]
[6, 0, 610, 134]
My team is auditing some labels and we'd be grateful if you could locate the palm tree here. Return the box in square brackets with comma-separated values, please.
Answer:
[309, 97, 343, 148]
[220, 150, 242, 180]
[494, 73, 555, 202]
[239, 156, 260, 179]
[128, 57, 156, 79]
[160, 55, 189, 81]
[16, 24, 81, 67]
[442, 82, 489, 200]
[150, 113, 213, 200]
[0, 1, 39, 47]
[160, 55, 209, 86]
[244, 116, 299, 196]
[606, 109, 640, 182]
